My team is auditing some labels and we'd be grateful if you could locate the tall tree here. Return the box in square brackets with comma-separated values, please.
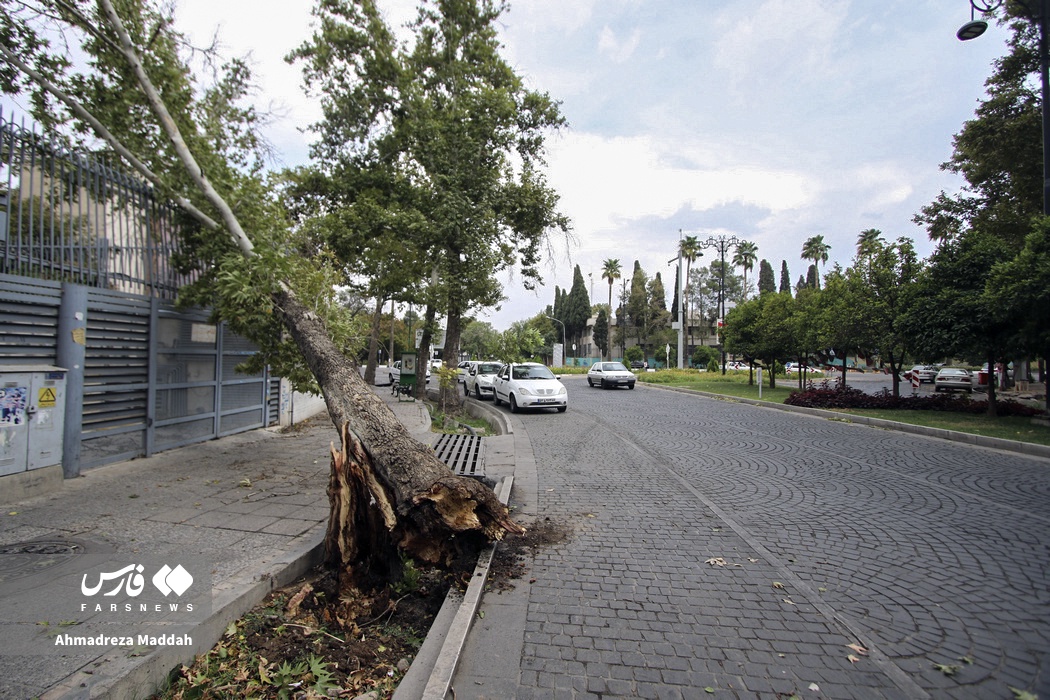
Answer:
[290, 0, 571, 407]
[593, 308, 609, 359]
[845, 236, 922, 396]
[801, 235, 831, 287]
[856, 228, 884, 258]
[899, 230, 1014, 413]
[987, 217, 1050, 400]
[601, 258, 622, 360]
[806, 264, 819, 290]
[732, 240, 758, 299]
[566, 264, 591, 350]
[779, 260, 791, 294]
[757, 259, 776, 295]
[627, 260, 649, 348]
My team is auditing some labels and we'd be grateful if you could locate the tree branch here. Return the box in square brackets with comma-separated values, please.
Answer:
[96, 0, 256, 258]
[0, 42, 221, 232]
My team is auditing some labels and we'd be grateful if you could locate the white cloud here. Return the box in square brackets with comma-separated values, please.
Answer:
[546, 132, 812, 237]
[597, 25, 641, 63]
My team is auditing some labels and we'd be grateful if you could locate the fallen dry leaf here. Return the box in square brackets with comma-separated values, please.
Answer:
[285, 582, 313, 618]
[848, 654, 861, 664]
[782, 598, 796, 606]
[772, 581, 785, 589]
[846, 643, 868, 656]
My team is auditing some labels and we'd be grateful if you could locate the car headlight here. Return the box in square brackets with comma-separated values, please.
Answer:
[556, 385, 566, 395]
[517, 386, 534, 396]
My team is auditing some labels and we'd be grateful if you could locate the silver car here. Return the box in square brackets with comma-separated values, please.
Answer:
[587, 361, 636, 389]
[934, 367, 973, 393]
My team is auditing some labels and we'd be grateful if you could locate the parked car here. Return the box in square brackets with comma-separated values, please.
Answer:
[934, 367, 973, 393]
[464, 361, 503, 400]
[903, 365, 938, 383]
[629, 360, 646, 370]
[587, 361, 636, 390]
[456, 361, 472, 383]
[493, 362, 567, 413]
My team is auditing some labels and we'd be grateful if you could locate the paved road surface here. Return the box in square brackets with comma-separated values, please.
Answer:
[506, 377, 1049, 699]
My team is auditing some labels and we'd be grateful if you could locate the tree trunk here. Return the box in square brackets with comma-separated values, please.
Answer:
[441, 308, 464, 409]
[275, 288, 524, 585]
[363, 296, 385, 386]
[416, 304, 436, 400]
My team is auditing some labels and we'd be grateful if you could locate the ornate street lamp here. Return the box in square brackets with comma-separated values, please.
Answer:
[957, 0, 999, 39]
[700, 234, 741, 374]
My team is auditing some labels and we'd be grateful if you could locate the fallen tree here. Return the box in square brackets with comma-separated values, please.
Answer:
[2, 0, 524, 590]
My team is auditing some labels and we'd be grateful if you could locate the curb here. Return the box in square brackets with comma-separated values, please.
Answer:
[393, 476, 514, 700]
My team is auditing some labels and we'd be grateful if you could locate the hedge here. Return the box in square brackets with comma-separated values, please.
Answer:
[784, 380, 1040, 417]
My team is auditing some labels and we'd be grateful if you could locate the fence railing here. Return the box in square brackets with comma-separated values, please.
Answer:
[0, 108, 198, 300]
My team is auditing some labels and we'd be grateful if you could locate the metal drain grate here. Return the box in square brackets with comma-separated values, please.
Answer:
[433, 434, 486, 478]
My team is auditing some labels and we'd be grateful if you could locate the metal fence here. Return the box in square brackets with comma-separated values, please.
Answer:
[0, 110, 281, 474]
[0, 107, 198, 299]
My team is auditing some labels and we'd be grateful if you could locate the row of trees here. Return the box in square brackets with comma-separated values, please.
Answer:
[723, 7, 1050, 415]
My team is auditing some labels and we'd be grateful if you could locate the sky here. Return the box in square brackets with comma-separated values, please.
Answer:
[169, 0, 1011, 331]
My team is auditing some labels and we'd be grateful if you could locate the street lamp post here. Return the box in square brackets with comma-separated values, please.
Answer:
[700, 234, 740, 374]
[958, 0, 1050, 219]
[668, 251, 685, 369]
[544, 314, 566, 366]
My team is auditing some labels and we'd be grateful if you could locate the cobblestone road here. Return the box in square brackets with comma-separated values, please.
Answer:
[513, 378, 1050, 699]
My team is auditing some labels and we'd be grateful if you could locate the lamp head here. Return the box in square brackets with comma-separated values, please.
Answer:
[957, 19, 988, 40]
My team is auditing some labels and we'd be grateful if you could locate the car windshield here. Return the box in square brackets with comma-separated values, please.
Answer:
[512, 365, 556, 380]
[940, 369, 967, 376]
[477, 363, 501, 374]
[602, 362, 628, 371]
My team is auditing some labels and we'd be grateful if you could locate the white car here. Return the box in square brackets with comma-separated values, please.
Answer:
[464, 361, 503, 400]
[493, 362, 567, 413]
[456, 361, 472, 383]
[587, 361, 636, 389]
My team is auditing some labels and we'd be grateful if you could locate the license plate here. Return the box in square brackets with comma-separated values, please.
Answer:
[536, 398, 556, 404]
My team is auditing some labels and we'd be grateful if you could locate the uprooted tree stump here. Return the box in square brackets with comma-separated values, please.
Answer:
[280, 289, 524, 590]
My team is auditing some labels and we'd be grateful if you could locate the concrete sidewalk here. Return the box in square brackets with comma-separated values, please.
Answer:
[0, 386, 437, 700]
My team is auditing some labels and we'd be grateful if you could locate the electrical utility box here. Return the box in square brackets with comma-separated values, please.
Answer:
[0, 365, 67, 477]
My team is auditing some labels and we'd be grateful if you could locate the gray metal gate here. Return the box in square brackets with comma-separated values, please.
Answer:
[0, 273, 274, 471]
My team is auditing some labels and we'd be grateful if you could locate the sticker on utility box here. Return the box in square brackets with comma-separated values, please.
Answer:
[0, 387, 28, 425]
[38, 387, 57, 408]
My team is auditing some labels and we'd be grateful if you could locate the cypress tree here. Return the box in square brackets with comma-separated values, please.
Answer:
[758, 259, 776, 295]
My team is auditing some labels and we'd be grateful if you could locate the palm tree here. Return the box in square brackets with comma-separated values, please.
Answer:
[732, 240, 758, 299]
[856, 228, 883, 259]
[601, 258, 622, 359]
[678, 235, 701, 350]
[800, 235, 831, 288]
